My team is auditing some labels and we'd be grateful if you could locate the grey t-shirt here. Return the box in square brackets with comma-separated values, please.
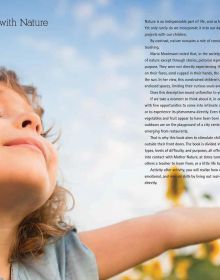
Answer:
[10, 228, 99, 280]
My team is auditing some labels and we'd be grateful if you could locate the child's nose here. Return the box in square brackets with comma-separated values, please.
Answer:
[14, 111, 43, 135]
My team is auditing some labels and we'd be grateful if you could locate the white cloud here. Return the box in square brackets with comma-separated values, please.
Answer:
[80, 96, 101, 111]
[71, 3, 144, 40]
[89, 15, 118, 37]
[94, 46, 143, 94]
[87, 7, 144, 39]
[55, 0, 68, 16]
[72, 2, 95, 20]
[20, 36, 51, 52]
[123, 7, 145, 39]
[56, 46, 76, 63]
[86, 138, 133, 183]
[96, 73, 130, 94]
[19, 36, 90, 70]
[99, 50, 124, 71]
[96, 0, 111, 6]
[99, 46, 143, 71]
[159, 0, 174, 16]
[71, 0, 111, 23]
[109, 115, 126, 129]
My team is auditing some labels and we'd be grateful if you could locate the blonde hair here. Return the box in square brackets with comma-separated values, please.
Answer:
[0, 67, 76, 263]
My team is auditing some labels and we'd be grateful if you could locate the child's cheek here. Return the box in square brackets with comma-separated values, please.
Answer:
[48, 145, 59, 188]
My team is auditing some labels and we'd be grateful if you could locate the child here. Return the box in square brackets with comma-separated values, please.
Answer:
[0, 66, 219, 280]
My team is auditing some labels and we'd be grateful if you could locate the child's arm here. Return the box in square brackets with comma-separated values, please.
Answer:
[78, 207, 220, 280]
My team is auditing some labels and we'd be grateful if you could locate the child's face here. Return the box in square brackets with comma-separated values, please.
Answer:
[0, 83, 58, 218]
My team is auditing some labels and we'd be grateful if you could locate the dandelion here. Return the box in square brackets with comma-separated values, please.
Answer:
[168, 249, 176, 265]
[197, 240, 220, 263]
[166, 165, 186, 205]
[121, 276, 133, 280]
[150, 260, 163, 279]
[209, 240, 220, 262]
[175, 259, 192, 280]
[196, 243, 207, 259]
[143, 260, 163, 279]
[143, 263, 151, 274]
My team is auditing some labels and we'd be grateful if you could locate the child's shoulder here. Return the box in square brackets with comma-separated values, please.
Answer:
[54, 228, 99, 277]
[14, 228, 99, 280]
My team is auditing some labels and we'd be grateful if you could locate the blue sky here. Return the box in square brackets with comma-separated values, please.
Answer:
[1, 0, 220, 233]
